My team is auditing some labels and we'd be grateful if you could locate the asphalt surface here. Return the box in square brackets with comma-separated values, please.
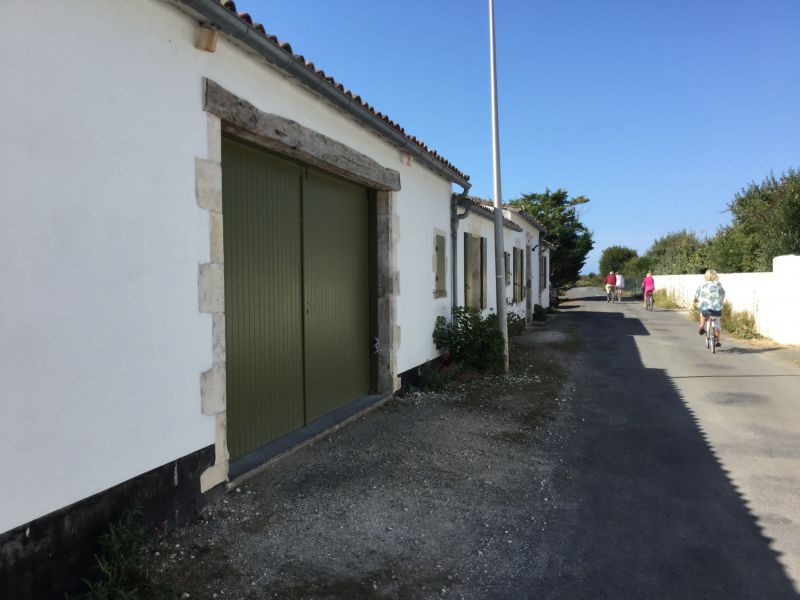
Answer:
[536, 287, 800, 599]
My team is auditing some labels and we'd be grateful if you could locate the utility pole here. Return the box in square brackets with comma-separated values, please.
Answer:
[488, 0, 509, 374]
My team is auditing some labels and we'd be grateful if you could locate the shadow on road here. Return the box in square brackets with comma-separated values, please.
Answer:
[532, 307, 799, 599]
[722, 346, 782, 355]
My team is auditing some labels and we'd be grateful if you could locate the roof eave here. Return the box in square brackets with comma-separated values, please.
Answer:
[173, 0, 470, 189]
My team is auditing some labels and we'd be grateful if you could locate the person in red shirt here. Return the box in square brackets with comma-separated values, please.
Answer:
[604, 272, 616, 298]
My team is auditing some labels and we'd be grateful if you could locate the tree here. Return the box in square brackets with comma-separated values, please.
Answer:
[721, 169, 800, 272]
[508, 189, 594, 289]
[644, 230, 705, 274]
[599, 245, 638, 276]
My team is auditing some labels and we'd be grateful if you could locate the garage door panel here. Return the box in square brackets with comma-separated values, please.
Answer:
[303, 170, 370, 422]
[222, 138, 305, 460]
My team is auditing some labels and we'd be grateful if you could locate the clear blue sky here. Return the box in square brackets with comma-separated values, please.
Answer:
[230, 0, 800, 273]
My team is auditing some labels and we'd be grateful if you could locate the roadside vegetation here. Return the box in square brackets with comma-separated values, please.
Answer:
[426, 306, 533, 389]
[68, 509, 175, 600]
[651, 289, 682, 310]
[689, 301, 762, 340]
[595, 168, 799, 280]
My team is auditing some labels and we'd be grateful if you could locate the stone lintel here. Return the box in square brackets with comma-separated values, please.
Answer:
[204, 79, 401, 192]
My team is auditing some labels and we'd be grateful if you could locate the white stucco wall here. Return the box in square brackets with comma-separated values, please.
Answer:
[653, 255, 800, 345]
[506, 212, 546, 311]
[394, 167, 455, 374]
[503, 228, 527, 317]
[1, 0, 461, 532]
[456, 211, 526, 316]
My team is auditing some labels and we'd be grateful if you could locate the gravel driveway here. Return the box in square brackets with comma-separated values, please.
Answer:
[146, 316, 581, 599]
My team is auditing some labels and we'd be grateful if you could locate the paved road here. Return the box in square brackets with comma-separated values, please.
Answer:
[532, 288, 800, 599]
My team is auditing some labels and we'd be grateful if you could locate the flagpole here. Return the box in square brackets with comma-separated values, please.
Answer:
[489, 0, 509, 374]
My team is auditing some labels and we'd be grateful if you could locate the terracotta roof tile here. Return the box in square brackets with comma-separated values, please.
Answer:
[211, 0, 468, 182]
[466, 197, 522, 231]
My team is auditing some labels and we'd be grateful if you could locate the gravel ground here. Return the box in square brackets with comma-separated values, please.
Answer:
[145, 315, 583, 599]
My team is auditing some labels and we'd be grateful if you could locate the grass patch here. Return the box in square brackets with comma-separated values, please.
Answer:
[722, 301, 762, 339]
[652, 289, 682, 309]
[689, 301, 762, 340]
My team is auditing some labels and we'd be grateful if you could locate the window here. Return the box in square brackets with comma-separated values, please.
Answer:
[504, 252, 511, 287]
[434, 233, 447, 298]
[513, 247, 524, 302]
[540, 255, 548, 290]
[464, 233, 488, 309]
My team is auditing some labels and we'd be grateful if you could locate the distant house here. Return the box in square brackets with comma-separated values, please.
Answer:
[503, 205, 550, 314]
[1, 0, 471, 595]
[460, 199, 551, 319]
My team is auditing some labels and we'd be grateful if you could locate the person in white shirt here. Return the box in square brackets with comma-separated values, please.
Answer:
[614, 272, 625, 302]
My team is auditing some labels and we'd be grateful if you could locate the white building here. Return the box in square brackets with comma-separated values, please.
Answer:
[458, 199, 551, 319]
[1, 0, 472, 594]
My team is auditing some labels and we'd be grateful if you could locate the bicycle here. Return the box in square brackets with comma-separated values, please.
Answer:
[606, 286, 614, 303]
[703, 312, 721, 354]
[645, 291, 654, 311]
[615, 287, 624, 303]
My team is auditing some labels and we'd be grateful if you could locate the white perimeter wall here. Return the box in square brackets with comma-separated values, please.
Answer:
[1, 0, 458, 532]
[653, 255, 800, 345]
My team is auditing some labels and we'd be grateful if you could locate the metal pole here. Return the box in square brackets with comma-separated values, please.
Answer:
[488, 0, 509, 374]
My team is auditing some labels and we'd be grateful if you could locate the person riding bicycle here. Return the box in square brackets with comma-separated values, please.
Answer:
[615, 272, 625, 302]
[642, 272, 655, 307]
[604, 271, 616, 298]
[694, 269, 725, 347]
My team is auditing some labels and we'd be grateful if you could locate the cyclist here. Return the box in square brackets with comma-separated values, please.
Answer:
[615, 272, 625, 302]
[604, 271, 616, 299]
[641, 272, 655, 307]
[694, 269, 725, 347]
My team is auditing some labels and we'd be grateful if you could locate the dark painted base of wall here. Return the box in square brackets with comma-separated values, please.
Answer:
[0, 445, 221, 600]
[397, 355, 446, 391]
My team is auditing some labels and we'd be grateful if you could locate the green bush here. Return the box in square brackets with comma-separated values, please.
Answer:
[532, 304, 547, 322]
[722, 301, 761, 339]
[507, 311, 527, 335]
[433, 307, 504, 373]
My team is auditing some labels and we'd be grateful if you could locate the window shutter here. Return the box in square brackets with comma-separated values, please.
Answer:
[434, 234, 446, 297]
[480, 237, 488, 309]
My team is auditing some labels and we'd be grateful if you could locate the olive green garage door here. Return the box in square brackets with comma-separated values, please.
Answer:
[222, 137, 371, 460]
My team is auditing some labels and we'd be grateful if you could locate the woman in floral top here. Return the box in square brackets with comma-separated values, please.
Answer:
[694, 269, 726, 346]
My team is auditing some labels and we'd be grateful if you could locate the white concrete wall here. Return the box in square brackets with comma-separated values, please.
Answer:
[393, 169, 454, 374]
[1, 0, 460, 532]
[506, 213, 545, 310]
[456, 211, 526, 316]
[653, 255, 800, 345]
[456, 213, 494, 312]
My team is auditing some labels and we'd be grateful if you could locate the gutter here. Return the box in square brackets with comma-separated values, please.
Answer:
[450, 191, 473, 313]
[175, 0, 470, 189]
